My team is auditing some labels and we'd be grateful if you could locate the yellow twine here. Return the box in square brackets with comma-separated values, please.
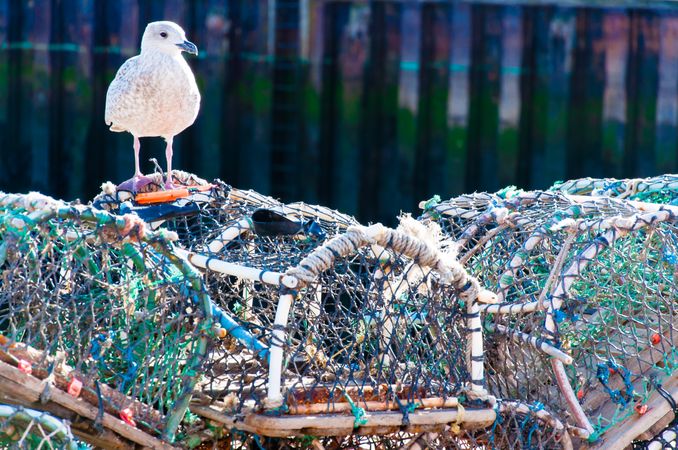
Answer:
[450, 403, 465, 434]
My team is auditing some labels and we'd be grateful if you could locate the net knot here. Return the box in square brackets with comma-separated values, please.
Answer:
[343, 392, 367, 428]
[596, 361, 635, 406]
[421, 195, 442, 220]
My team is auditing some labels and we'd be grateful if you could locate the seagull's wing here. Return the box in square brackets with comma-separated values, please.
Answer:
[105, 56, 141, 132]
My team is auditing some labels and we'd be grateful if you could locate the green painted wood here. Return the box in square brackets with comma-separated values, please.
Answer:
[567, 8, 606, 179]
[360, 1, 401, 224]
[416, 2, 448, 209]
[445, 2, 472, 197]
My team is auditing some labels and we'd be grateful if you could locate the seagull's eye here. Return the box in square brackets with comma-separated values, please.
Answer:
[160, 32, 168, 38]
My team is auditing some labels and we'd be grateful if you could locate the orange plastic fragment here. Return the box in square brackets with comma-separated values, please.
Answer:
[67, 378, 83, 397]
[119, 408, 136, 427]
[134, 184, 213, 205]
[635, 403, 648, 415]
[17, 359, 32, 375]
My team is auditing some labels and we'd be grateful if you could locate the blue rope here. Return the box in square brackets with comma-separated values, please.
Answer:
[596, 361, 635, 406]
[524, 402, 544, 449]
[252, 435, 266, 450]
[488, 402, 503, 450]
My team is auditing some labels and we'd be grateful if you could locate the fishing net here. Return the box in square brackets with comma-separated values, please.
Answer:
[0, 191, 212, 446]
[91, 178, 510, 447]
[2, 172, 677, 449]
[420, 180, 678, 448]
[550, 174, 678, 205]
[0, 404, 80, 449]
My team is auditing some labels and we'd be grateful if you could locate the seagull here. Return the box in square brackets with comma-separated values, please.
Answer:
[105, 21, 201, 192]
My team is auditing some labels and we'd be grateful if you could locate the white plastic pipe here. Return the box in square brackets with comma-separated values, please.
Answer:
[480, 301, 541, 314]
[468, 298, 485, 395]
[492, 324, 573, 365]
[176, 248, 298, 289]
[267, 292, 295, 408]
[207, 218, 252, 253]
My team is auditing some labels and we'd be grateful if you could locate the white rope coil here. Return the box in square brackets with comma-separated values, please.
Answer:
[286, 223, 496, 304]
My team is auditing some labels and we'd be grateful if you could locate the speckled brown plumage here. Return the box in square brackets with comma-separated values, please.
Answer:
[105, 51, 199, 138]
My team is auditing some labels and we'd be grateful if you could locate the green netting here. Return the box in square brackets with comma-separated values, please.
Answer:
[0, 191, 212, 443]
[550, 174, 678, 205]
[0, 404, 81, 450]
[420, 179, 678, 448]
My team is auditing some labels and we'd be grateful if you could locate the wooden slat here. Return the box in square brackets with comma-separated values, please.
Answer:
[0, 377, 133, 450]
[191, 404, 495, 438]
[594, 374, 678, 450]
[0, 340, 166, 430]
[0, 359, 175, 449]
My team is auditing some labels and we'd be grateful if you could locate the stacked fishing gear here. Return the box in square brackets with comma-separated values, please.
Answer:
[0, 174, 675, 449]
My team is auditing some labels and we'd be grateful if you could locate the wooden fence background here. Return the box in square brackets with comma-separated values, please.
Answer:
[0, 0, 677, 223]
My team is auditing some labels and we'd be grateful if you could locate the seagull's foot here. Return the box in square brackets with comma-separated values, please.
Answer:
[117, 175, 155, 193]
[164, 173, 177, 190]
[164, 179, 176, 190]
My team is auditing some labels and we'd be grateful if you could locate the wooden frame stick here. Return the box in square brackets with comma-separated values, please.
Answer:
[286, 397, 459, 415]
[190, 406, 495, 438]
[0, 341, 164, 429]
[0, 359, 174, 449]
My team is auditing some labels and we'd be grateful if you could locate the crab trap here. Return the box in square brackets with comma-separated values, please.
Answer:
[420, 175, 678, 449]
[95, 176, 507, 444]
[0, 173, 676, 449]
[0, 191, 211, 447]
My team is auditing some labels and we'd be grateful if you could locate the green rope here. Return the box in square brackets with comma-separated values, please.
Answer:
[422, 195, 442, 220]
[343, 392, 368, 428]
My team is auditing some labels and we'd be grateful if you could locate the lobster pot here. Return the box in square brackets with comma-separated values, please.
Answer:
[188, 219, 503, 442]
[420, 191, 638, 412]
[421, 182, 678, 446]
[0, 192, 210, 440]
[550, 174, 678, 204]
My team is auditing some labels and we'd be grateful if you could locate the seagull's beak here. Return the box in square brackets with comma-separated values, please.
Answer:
[176, 40, 198, 55]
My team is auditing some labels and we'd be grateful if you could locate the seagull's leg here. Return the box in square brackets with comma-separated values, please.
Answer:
[164, 136, 175, 189]
[133, 135, 143, 177]
[117, 136, 154, 192]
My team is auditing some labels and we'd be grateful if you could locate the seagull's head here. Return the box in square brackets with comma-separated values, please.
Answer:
[141, 21, 198, 56]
